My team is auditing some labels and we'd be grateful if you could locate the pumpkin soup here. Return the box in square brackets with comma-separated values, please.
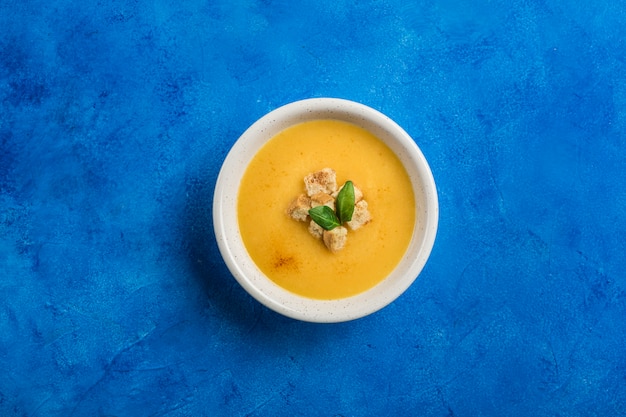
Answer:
[237, 119, 415, 300]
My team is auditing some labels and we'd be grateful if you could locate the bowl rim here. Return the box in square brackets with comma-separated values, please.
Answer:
[213, 97, 438, 323]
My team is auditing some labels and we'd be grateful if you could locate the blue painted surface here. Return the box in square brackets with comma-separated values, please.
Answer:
[1, 0, 625, 415]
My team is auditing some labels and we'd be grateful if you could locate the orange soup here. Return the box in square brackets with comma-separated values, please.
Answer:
[237, 120, 415, 299]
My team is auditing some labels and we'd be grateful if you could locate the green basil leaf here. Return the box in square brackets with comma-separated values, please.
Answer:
[336, 180, 355, 224]
[309, 205, 340, 231]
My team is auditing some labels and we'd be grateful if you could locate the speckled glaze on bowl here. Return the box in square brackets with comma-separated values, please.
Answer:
[213, 98, 438, 323]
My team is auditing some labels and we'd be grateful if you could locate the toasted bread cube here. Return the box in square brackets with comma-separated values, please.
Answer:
[323, 226, 348, 252]
[308, 220, 324, 239]
[304, 168, 337, 196]
[310, 192, 335, 211]
[347, 200, 372, 230]
[286, 194, 311, 222]
[333, 182, 364, 203]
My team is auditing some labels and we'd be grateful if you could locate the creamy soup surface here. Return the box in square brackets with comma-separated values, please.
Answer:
[238, 120, 415, 299]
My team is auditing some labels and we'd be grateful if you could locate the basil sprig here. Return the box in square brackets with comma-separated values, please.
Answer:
[308, 181, 355, 230]
[308, 206, 340, 231]
[336, 181, 355, 223]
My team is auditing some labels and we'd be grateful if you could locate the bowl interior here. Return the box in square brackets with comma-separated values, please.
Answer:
[213, 98, 438, 322]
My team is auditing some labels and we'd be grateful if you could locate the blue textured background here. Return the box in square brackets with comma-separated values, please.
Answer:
[2, 0, 625, 415]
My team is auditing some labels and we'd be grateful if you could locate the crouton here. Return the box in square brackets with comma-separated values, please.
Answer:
[333, 182, 364, 203]
[310, 192, 335, 211]
[308, 220, 324, 239]
[304, 168, 337, 196]
[286, 194, 311, 222]
[288, 167, 372, 252]
[347, 200, 372, 230]
[323, 226, 348, 252]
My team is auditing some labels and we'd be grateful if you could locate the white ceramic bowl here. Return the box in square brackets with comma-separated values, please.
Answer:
[213, 98, 438, 323]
